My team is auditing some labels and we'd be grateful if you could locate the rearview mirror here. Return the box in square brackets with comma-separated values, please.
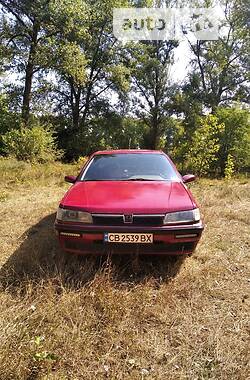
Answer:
[182, 174, 196, 184]
[65, 175, 77, 184]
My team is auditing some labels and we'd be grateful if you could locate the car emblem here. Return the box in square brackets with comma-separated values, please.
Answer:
[123, 214, 133, 224]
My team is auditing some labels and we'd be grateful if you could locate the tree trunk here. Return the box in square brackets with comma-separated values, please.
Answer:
[22, 20, 39, 126]
[72, 100, 80, 130]
[149, 109, 160, 150]
[150, 126, 158, 150]
[81, 82, 93, 128]
[70, 82, 81, 130]
[22, 62, 34, 125]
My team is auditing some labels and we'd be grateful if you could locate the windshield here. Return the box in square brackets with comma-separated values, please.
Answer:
[81, 153, 179, 181]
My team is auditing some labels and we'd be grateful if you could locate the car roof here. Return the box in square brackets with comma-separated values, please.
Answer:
[93, 149, 164, 155]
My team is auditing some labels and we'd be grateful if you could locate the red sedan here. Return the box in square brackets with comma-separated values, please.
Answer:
[55, 150, 204, 256]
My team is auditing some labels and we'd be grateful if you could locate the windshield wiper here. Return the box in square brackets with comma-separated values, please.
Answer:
[125, 178, 157, 181]
[83, 178, 164, 182]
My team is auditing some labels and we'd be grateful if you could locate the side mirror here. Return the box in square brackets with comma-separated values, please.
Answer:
[182, 174, 196, 184]
[65, 175, 77, 184]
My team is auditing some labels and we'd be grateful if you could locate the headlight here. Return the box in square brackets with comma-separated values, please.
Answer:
[164, 208, 200, 224]
[56, 208, 93, 223]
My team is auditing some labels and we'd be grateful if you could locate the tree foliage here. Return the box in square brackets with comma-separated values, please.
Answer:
[186, 114, 225, 176]
[215, 106, 250, 173]
[185, 0, 249, 111]
[129, 39, 178, 149]
[0, 0, 249, 176]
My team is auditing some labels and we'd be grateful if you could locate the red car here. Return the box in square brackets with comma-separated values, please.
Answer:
[55, 150, 204, 256]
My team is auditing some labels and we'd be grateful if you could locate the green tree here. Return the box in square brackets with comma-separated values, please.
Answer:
[186, 0, 249, 112]
[215, 106, 250, 174]
[42, 0, 132, 160]
[129, 39, 178, 150]
[1, 0, 51, 124]
[0, 0, 87, 125]
[51, 0, 130, 135]
[89, 114, 145, 151]
[0, 93, 21, 154]
[186, 114, 225, 176]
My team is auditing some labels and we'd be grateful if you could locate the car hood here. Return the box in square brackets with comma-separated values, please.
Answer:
[61, 181, 196, 214]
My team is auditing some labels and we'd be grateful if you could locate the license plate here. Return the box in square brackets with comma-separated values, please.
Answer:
[104, 233, 153, 244]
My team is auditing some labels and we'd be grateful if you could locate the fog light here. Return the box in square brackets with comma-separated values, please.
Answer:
[60, 232, 81, 237]
[175, 234, 198, 239]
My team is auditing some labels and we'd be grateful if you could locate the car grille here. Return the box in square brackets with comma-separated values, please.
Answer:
[92, 214, 164, 227]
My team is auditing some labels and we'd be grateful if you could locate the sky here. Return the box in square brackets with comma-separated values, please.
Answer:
[171, 41, 191, 82]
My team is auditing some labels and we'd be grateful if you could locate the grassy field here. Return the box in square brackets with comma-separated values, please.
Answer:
[0, 158, 249, 380]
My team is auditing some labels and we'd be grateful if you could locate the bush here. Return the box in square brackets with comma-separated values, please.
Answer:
[2, 125, 63, 163]
[0, 93, 21, 155]
[215, 107, 250, 174]
[224, 154, 235, 179]
[186, 114, 225, 176]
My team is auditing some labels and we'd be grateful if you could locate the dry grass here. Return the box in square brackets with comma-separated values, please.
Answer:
[0, 159, 249, 380]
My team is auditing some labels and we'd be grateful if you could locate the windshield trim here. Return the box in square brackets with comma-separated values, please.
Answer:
[80, 153, 179, 182]
[82, 178, 172, 182]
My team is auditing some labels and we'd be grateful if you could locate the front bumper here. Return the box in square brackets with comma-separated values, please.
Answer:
[54, 221, 204, 255]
